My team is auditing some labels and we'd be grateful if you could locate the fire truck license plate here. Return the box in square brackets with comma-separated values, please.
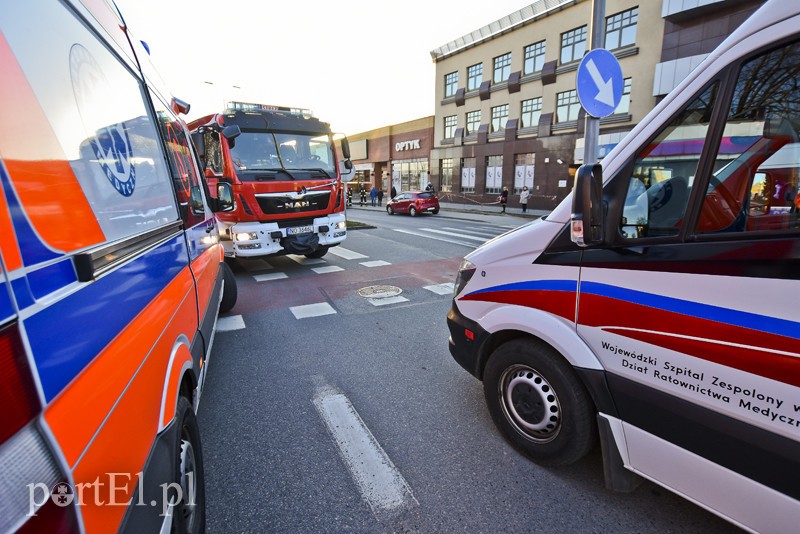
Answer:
[287, 225, 313, 235]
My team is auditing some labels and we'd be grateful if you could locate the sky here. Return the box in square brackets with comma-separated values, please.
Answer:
[113, 0, 533, 135]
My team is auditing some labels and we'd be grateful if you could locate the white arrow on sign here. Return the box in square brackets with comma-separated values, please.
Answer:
[585, 59, 615, 107]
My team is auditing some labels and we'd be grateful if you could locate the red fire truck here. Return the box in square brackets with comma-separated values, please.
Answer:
[189, 102, 352, 259]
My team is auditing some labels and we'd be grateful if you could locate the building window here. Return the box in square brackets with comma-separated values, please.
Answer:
[616, 78, 632, 115]
[521, 98, 542, 129]
[485, 155, 503, 194]
[605, 7, 638, 50]
[560, 26, 587, 65]
[444, 71, 458, 98]
[514, 153, 535, 194]
[524, 41, 546, 75]
[466, 110, 481, 135]
[467, 63, 483, 91]
[493, 53, 512, 84]
[491, 104, 509, 133]
[444, 115, 457, 139]
[556, 90, 580, 122]
[441, 158, 453, 192]
[461, 157, 476, 193]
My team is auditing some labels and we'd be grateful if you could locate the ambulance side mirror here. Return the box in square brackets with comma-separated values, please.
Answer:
[571, 163, 604, 247]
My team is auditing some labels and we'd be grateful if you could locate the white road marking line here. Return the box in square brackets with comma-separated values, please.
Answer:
[253, 272, 288, 282]
[423, 283, 455, 295]
[367, 296, 409, 306]
[289, 302, 337, 319]
[313, 389, 417, 516]
[392, 228, 473, 247]
[360, 260, 391, 267]
[215, 315, 245, 331]
[312, 265, 345, 274]
[328, 247, 369, 260]
[441, 227, 497, 237]
[240, 259, 274, 272]
[288, 255, 327, 265]
[420, 228, 488, 242]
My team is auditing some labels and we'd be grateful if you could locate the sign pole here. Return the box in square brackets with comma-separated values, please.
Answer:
[583, 0, 606, 165]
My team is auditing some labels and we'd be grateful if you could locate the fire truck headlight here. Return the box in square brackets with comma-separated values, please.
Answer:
[235, 232, 258, 242]
[334, 221, 347, 230]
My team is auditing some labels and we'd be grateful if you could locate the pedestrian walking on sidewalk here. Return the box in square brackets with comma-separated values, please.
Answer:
[519, 186, 530, 214]
[370, 186, 377, 206]
[499, 186, 509, 213]
[391, 185, 397, 199]
[377, 189, 384, 206]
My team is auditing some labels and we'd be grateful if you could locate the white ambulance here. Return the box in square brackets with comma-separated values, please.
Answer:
[447, 1, 799, 532]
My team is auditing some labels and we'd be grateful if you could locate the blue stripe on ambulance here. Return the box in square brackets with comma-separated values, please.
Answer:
[27, 257, 78, 300]
[27, 233, 186, 401]
[579, 281, 800, 340]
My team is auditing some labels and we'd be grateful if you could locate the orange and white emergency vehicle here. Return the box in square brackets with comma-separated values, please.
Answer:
[448, 1, 799, 532]
[188, 103, 352, 260]
[0, 0, 236, 532]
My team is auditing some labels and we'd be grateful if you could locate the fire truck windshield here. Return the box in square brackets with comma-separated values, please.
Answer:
[229, 131, 336, 176]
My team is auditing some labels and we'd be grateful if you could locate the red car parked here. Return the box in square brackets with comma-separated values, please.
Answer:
[386, 191, 440, 216]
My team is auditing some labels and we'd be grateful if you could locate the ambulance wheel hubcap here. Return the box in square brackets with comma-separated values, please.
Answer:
[501, 365, 561, 442]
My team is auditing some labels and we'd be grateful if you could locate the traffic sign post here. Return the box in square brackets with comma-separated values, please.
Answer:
[581, 0, 610, 165]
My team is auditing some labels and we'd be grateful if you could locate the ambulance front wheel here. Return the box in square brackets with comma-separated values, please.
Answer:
[172, 397, 206, 534]
[220, 262, 238, 313]
[483, 339, 597, 466]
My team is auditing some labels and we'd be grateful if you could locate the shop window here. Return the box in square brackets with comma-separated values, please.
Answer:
[485, 155, 503, 194]
[461, 157, 476, 192]
[514, 153, 535, 194]
[441, 158, 454, 192]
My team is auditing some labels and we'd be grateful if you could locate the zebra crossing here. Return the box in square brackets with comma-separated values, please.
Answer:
[217, 222, 509, 329]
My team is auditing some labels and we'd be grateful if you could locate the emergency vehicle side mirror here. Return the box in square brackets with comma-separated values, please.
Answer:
[221, 125, 241, 149]
[571, 163, 604, 247]
[214, 182, 235, 212]
[191, 132, 206, 171]
[340, 137, 351, 160]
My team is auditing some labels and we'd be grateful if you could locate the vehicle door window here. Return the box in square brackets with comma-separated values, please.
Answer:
[619, 83, 719, 238]
[204, 131, 224, 175]
[149, 92, 206, 227]
[696, 41, 800, 234]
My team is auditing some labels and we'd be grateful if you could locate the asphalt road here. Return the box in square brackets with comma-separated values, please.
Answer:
[198, 208, 739, 533]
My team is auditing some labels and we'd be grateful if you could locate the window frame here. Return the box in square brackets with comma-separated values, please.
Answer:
[444, 71, 458, 98]
[466, 110, 481, 135]
[467, 63, 483, 91]
[556, 90, 580, 123]
[524, 40, 546, 75]
[443, 115, 457, 139]
[605, 7, 638, 51]
[493, 53, 512, 84]
[560, 25, 587, 65]
[491, 104, 509, 133]
[521, 97, 543, 129]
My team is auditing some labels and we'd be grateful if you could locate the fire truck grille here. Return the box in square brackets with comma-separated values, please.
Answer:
[255, 192, 331, 215]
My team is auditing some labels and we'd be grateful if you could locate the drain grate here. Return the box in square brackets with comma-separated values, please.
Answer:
[357, 285, 403, 299]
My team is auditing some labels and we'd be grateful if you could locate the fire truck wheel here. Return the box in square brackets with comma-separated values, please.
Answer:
[305, 246, 329, 259]
[219, 262, 238, 313]
[171, 397, 206, 534]
[483, 338, 597, 466]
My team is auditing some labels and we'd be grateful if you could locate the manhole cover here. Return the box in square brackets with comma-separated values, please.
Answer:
[357, 285, 403, 299]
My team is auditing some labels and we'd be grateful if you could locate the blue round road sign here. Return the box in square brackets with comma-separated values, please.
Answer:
[576, 49, 624, 118]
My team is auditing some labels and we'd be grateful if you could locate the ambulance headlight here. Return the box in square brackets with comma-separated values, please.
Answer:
[235, 232, 258, 242]
[453, 259, 476, 299]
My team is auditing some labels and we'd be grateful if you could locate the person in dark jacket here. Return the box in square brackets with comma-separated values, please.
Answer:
[390, 185, 397, 199]
[499, 186, 509, 213]
[377, 189, 384, 206]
